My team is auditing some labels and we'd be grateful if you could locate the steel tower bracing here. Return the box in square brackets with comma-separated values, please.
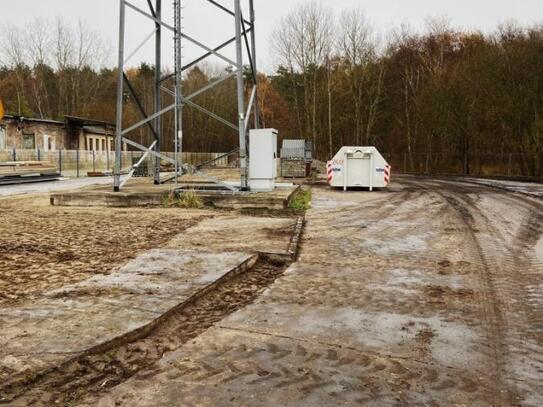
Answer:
[113, 0, 260, 192]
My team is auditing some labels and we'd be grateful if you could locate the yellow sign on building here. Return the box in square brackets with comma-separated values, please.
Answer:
[0, 99, 4, 120]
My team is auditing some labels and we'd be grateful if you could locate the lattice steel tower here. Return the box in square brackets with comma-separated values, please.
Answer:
[113, 0, 259, 191]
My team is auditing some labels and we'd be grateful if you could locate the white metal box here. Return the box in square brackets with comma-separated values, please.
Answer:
[327, 146, 391, 191]
[249, 128, 278, 192]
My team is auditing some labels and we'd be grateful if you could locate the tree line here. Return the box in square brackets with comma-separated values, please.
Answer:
[272, 3, 543, 177]
[1, 7, 542, 177]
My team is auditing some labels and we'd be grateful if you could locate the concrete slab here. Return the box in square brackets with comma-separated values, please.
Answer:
[165, 216, 298, 257]
[50, 184, 299, 210]
[50, 190, 167, 207]
[0, 249, 255, 384]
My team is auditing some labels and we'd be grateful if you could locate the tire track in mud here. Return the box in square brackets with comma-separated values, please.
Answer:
[0, 255, 294, 407]
[454, 189, 543, 405]
[404, 176, 543, 405]
[400, 177, 511, 405]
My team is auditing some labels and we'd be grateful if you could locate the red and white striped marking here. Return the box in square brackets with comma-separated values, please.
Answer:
[384, 165, 391, 185]
[326, 161, 334, 184]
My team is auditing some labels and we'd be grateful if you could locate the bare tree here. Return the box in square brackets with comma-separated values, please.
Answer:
[0, 23, 29, 115]
[25, 18, 54, 118]
[26, 18, 51, 66]
[272, 1, 334, 154]
[337, 9, 383, 145]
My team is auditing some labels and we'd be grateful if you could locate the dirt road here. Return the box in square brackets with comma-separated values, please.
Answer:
[2, 176, 541, 406]
[399, 176, 543, 405]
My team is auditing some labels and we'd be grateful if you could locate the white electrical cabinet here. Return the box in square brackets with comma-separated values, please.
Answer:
[249, 128, 278, 192]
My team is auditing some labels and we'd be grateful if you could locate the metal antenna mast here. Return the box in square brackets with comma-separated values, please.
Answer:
[113, 0, 259, 192]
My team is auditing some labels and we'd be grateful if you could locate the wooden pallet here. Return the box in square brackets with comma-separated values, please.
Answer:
[0, 161, 58, 177]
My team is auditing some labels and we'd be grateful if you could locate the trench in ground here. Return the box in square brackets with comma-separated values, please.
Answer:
[0, 254, 294, 406]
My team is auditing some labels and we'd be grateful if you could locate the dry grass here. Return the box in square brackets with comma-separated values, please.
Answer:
[162, 190, 204, 209]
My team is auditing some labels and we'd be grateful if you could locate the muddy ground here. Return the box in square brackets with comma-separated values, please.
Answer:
[0, 195, 204, 306]
[0, 176, 542, 406]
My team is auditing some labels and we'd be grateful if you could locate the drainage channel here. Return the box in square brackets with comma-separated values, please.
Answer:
[0, 254, 296, 406]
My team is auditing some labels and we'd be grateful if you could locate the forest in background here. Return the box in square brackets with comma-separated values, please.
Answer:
[1, 3, 542, 177]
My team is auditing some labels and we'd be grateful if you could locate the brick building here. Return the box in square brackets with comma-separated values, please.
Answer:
[0, 115, 124, 152]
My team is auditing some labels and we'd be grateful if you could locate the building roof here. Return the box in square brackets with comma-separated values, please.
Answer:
[1, 114, 65, 126]
[1, 115, 116, 133]
[64, 115, 115, 128]
[82, 126, 114, 136]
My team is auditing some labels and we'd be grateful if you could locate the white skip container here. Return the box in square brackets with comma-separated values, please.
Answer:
[326, 146, 391, 191]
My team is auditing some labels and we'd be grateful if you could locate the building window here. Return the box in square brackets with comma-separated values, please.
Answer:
[43, 134, 56, 152]
[22, 133, 35, 149]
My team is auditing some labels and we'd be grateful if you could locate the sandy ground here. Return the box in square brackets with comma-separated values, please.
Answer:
[75, 176, 541, 406]
[0, 195, 204, 306]
[0, 186, 299, 406]
[0, 175, 541, 406]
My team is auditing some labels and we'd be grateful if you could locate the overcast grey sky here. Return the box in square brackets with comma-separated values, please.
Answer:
[2, 0, 542, 72]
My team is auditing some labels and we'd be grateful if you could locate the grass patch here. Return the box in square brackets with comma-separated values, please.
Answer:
[289, 188, 312, 211]
[162, 190, 204, 209]
[161, 192, 178, 207]
[178, 190, 204, 209]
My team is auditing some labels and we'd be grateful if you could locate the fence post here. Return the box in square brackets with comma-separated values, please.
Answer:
[92, 150, 96, 173]
[12, 147, 16, 162]
[58, 149, 62, 175]
[76, 149, 80, 178]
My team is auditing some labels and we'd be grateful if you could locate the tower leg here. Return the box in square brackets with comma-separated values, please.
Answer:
[154, 0, 162, 185]
[114, 0, 126, 192]
[235, 0, 248, 190]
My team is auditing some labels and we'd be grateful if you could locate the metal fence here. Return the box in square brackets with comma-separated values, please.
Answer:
[0, 149, 228, 178]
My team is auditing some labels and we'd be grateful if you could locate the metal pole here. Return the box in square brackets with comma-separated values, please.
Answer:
[114, 0, 126, 191]
[76, 149, 80, 178]
[154, 0, 162, 185]
[235, 0, 247, 190]
[249, 0, 259, 129]
[174, 0, 182, 190]
[58, 149, 62, 175]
